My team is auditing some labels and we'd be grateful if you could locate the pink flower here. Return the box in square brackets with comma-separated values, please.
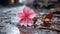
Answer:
[17, 7, 36, 26]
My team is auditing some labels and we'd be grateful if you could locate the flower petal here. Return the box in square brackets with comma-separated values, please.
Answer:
[23, 7, 36, 19]
[19, 19, 25, 26]
[27, 18, 33, 26]
[17, 12, 25, 19]
[23, 7, 30, 15]
[28, 12, 36, 19]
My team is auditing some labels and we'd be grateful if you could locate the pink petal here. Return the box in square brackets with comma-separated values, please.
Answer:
[27, 18, 33, 26]
[28, 12, 36, 19]
[23, 7, 30, 15]
[23, 7, 36, 19]
[19, 19, 25, 26]
[17, 12, 25, 19]
[22, 18, 33, 26]
[28, 22, 33, 26]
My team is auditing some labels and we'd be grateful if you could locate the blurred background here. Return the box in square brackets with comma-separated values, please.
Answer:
[0, 0, 60, 34]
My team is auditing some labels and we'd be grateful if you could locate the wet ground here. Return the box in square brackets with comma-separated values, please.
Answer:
[0, 5, 60, 34]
